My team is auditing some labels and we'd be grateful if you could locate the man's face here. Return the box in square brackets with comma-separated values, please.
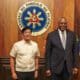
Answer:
[22, 29, 32, 41]
[58, 18, 67, 31]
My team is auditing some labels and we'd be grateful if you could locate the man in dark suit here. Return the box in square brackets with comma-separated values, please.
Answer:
[45, 17, 79, 80]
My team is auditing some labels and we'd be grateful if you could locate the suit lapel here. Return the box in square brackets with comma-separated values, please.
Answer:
[55, 30, 64, 49]
[55, 30, 70, 50]
[65, 30, 70, 50]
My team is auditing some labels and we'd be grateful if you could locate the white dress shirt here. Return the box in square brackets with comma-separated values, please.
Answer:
[58, 29, 67, 49]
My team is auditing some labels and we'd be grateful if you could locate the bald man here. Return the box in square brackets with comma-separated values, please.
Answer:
[45, 17, 79, 80]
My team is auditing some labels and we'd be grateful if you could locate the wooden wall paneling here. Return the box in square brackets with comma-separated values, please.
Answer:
[54, 0, 65, 28]
[0, 0, 75, 57]
[75, 0, 80, 37]
[3, 0, 19, 57]
[0, 1, 4, 56]
[54, 0, 74, 31]
[63, 0, 74, 31]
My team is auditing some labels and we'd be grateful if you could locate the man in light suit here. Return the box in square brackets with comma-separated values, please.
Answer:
[45, 17, 79, 80]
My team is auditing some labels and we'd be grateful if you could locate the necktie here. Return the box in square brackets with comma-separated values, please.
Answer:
[61, 31, 66, 49]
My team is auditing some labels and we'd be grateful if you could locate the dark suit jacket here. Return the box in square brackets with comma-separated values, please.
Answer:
[45, 29, 79, 74]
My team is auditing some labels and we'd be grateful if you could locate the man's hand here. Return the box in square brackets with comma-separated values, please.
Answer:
[12, 72, 18, 80]
[72, 68, 78, 75]
[46, 69, 51, 77]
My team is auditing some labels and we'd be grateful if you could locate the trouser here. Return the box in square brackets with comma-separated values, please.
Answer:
[51, 61, 71, 80]
[16, 71, 35, 80]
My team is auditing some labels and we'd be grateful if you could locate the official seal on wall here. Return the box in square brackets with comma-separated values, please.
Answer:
[17, 1, 51, 36]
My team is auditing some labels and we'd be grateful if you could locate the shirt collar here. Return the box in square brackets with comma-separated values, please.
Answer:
[58, 29, 66, 33]
[22, 39, 32, 45]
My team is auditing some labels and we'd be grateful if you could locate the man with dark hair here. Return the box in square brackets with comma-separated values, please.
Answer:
[10, 27, 40, 80]
[45, 17, 79, 80]
[21, 27, 32, 33]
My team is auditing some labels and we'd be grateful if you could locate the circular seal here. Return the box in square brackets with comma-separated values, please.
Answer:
[17, 1, 51, 36]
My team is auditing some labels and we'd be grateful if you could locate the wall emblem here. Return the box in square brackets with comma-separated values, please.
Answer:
[17, 1, 51, 36]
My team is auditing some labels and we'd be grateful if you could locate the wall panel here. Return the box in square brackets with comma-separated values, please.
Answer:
[0, 0, 74, 57]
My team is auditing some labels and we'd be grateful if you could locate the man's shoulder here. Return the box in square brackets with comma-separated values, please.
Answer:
[31, 40, 38, 46]
[67, 29, 73, 32]
[48, 30, 58, 36]
[13, 40, 24, 46]
[67, 29, 75, 35]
